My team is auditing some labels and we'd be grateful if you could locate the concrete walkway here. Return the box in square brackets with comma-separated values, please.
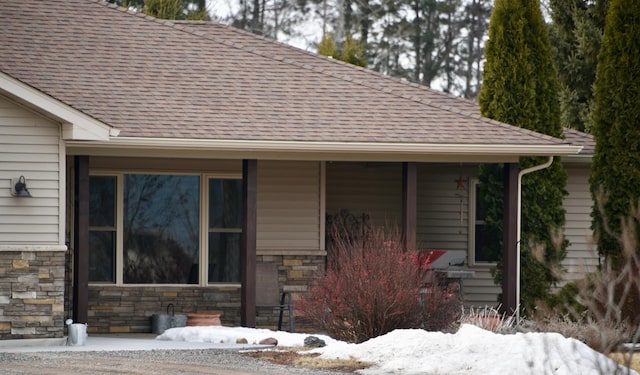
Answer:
[0, 333, 260, 353]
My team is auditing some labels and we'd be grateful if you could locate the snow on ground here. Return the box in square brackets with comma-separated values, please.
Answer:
[157, 324, 636, 375]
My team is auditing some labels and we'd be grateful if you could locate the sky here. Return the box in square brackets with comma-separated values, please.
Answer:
[157, 324, 636, 375]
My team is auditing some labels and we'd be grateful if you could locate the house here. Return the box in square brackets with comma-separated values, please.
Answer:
[0, 0, 590, 340]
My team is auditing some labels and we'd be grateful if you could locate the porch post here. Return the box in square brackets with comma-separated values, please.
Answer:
[502, 163, 518, 315]
[402, 162, 417, 250]
[73, 155, 89, 323]
[241, 159, 257, 327]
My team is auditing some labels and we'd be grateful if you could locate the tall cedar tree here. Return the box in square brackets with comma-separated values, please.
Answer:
[549, 0, 609, 133]
[590, 0, 640, 268]
[478, 0, 568, 315]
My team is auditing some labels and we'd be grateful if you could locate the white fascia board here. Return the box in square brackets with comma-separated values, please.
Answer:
[69, 137, 583, 158]
[0, 72, 115, 141]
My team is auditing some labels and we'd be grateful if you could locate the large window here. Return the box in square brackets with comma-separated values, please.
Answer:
[469, 179, 498, 265]
[123, 175, 200, 284]
[88, 174, 242, 284]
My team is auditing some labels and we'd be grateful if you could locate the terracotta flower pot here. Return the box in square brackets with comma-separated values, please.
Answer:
[186, 313, 222, 326]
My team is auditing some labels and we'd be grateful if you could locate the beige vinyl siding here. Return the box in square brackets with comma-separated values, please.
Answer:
[417, 164, 500, 308]
[326, 162, 402, 227]
[417, 165, 475, 250]
[257, 160, 321, 250]
[0, 95, 62, 245]
[561, 165, 598, 285]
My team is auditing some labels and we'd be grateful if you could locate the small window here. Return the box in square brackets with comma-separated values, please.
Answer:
[469, 179, 498, 265]
[89, 176, 116, 282]
[208, 178, 242, 283]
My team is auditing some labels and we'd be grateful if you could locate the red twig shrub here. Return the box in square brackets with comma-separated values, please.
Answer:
[299, 215, 460, 343]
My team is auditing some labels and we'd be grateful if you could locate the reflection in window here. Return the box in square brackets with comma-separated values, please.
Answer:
[88, 174, 243, 285]
[208, 179, 242, 283]
[471, 180, 498, 264]
[89, 176, 116, 282]
[123, 175, 200, 284]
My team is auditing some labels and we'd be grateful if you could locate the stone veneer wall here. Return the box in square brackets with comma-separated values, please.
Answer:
[0, 251, 66, 339]
[83, 254, 325, 333]
[256, 254, 325, 331]
[87, 285, 241, 333]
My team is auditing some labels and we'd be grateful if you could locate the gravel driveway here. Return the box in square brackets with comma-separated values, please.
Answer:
[0, 349, 353, 375]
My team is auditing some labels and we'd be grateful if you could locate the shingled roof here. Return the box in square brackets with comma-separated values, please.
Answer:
[562, 128, 595, 156]
[0, 0, 581, 157]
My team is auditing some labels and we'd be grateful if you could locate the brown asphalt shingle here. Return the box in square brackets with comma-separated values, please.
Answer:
[1, 0, 570, 146]
[562, 128, 595, 155]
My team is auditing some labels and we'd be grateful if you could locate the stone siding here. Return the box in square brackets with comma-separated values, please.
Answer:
[256, 254, 325, 331]
[0, 251, 66, 339]
[83, 254, 325, 333]
[87, 285, 240, 333]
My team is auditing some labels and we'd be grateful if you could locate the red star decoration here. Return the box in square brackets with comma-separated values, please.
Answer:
[455, 176, 466, 190]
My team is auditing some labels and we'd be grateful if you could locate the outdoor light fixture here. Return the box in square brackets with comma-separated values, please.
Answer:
[11, 176, 32, 197]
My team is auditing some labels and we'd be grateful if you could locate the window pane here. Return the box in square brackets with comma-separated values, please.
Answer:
[473, 183, 499, 263]
[208, 232, 241, 283]
[89, 231, 115, 282]
[209, 179, 242, 228]
[474, 225, 495, 262]
[123, 175, 200, 284]
[475, 183, 488, 220]
[89, 176, 115, 227]
[89, 175, 116, 283]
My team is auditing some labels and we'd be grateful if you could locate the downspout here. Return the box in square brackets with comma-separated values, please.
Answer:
[516, 156, 554, 320]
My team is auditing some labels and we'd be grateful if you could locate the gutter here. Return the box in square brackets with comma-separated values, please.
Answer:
[66, 137, 583, 157]
[516, 156, 554, 319]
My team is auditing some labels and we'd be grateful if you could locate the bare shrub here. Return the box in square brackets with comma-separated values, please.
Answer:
[532, 313, 628, 353]
[537, 201, 640, 373]
[298, 213, 460, 343]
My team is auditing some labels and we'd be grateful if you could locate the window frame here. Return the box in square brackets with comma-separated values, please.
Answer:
[88, 174, 117, 283]
[88, 171, 242, 287]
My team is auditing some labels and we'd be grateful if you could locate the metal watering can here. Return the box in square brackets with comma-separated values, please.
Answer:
[151, 304, 187, 334]
[66, 319, 88, 346]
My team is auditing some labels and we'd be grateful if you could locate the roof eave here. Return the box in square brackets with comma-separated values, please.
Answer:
[66, 137, 583, 162]
[0, 72, 117, 141]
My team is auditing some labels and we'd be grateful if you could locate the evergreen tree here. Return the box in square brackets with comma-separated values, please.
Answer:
[478, 0, 568, 314]
[340, 34, 367, 67]
[590, 0, 640, 267]
[220, 0, 308, 40]
[109, 0, 208, 20]
[549, 0, 609, 133]
[317, 33, 367, 67]
[457, 0, 492, 99]
[317, 33, 338, 58]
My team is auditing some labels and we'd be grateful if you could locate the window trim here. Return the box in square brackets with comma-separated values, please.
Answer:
[88, 171, 242, 287]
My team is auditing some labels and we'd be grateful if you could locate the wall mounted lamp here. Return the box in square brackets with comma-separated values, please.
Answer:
[11, 176, 32, 197]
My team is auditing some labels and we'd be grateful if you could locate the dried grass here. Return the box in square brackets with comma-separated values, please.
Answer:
[460, 306, 522, 334]
[609, 352, 640, 373]
[244, 348, 371, 372]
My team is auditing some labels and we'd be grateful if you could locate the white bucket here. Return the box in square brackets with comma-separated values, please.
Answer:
[67, 321, 88, 346]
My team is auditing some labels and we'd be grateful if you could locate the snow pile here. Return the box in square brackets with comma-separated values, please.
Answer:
[156, 325, 339, 347]
[157, 324, 636, 375]
[311, 324, 632, 375]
